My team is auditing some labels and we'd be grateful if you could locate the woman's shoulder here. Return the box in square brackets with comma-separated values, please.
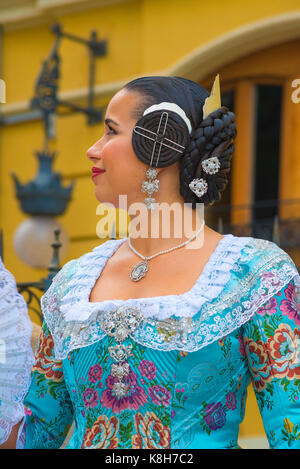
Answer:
[226, 234, 299, 302]
[52, 238, 125, 281]
[40, 238, 127, 317]
[77, 237, 127, 264]
[230, 233, 297, 268]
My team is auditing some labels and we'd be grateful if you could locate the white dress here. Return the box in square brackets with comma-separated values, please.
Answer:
[0, 257, 34, 445]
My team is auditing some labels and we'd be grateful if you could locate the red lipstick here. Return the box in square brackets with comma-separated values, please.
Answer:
[92, 166, 105, 178]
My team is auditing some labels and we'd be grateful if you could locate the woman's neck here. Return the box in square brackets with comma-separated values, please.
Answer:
[127, 202, 205, 256]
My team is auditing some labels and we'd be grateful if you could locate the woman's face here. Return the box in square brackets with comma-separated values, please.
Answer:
[86, 88, 149, 208]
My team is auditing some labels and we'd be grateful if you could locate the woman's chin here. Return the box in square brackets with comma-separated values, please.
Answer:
[94, 190, 114, 206]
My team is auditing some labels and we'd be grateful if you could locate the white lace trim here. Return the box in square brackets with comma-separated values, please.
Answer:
[0, 258, 34, 445]
[294, 271, 300, 303]
[58, 234, 245, 322]
[40, 235, 299, 359]
[15, 416, 26, 449]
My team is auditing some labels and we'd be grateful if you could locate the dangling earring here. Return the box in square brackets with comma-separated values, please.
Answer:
[139, 112, 169, 211]
[141, 167, 159, 210]
[134, 109, 189, 210]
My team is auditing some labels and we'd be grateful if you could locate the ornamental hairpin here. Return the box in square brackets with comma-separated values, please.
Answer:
[201, 156, 221, 175]
[189, 74, 222, 199]
[188, 178, 208, 198]
[132, 103, 191, 210]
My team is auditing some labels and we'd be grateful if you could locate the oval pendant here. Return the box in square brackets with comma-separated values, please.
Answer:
[130, 260, 149, 282]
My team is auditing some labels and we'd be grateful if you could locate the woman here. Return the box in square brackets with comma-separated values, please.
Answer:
[0, 256, 34, 447]
[6, 75, 300, 449]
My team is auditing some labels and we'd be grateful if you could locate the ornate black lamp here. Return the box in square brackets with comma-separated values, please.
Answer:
[11, 150, 73, 216]
[11, 150, 73, 268]
[11, 22, 107, 269]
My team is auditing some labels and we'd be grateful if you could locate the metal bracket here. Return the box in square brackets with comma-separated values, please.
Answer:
[31, 21, 107, 139]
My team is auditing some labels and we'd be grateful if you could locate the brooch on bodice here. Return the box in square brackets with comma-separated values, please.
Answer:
[154, 316, 193, 344]
[99, 306, 143, 398]
[99, 306, 194, 398]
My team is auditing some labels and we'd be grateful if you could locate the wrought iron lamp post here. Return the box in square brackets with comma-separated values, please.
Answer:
[3, 22, 108, 318]
[10, 22, 107, 269]
[11, 150, 73, 268]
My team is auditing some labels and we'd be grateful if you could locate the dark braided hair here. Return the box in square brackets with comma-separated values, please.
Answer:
[123, 76, 237, 208]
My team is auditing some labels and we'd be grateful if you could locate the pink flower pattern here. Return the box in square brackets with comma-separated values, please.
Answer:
[257, 297, 278, 316]
[138, 359, 157, 380]
[88, 364, 103, 383]
[83, 388, 99, 408]
[279, 281, 300, 326]
[100, 368, 148, 414]
[148, 385, 171, 407]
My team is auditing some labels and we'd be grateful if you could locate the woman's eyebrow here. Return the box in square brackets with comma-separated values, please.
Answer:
[104, 118, 120, 127]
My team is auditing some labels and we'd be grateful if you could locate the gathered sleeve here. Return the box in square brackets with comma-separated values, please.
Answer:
[17, 260, 79, 449]
[242, 273, 300, 448]
[0, 257, 34, 446]
[18, 319, 74, 449]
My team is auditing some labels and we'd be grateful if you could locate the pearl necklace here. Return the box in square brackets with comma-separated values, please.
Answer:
[128, 219, 205, 281]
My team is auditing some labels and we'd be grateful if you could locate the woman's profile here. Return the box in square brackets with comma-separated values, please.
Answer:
[1, 75, 300, 449]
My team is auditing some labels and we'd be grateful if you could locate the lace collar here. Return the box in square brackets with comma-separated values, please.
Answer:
[42, 235, 299, 359]
[59, 233, 247, 322]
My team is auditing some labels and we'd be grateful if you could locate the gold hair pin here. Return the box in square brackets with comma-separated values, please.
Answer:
[202, 74, 221, 120]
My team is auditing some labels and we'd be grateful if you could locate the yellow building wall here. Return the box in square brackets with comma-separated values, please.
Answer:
[1, 0, 300, 445]
[140, 0, 300, 71]
[2, 0, 300, 279]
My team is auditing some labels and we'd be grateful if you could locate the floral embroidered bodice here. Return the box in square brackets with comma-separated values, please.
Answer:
[19, 234, 300, 449]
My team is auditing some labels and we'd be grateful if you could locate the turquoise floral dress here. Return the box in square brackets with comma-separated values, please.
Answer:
[18, 234, 300, 449]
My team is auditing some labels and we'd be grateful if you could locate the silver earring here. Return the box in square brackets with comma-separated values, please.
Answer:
[189, 178, 208, 198]
[138, 112, 169, 211]
[141, 167, 159, 210]
[201, 156, 220, 175]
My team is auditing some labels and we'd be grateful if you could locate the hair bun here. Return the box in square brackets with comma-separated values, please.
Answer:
[132, 109, 191, 168]
[180, 106, 237, 207]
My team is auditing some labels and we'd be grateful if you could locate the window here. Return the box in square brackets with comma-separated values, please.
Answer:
[252, 85, 282, 238]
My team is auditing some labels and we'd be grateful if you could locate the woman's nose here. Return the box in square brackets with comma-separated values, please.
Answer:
[86, 141, 102, 161]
